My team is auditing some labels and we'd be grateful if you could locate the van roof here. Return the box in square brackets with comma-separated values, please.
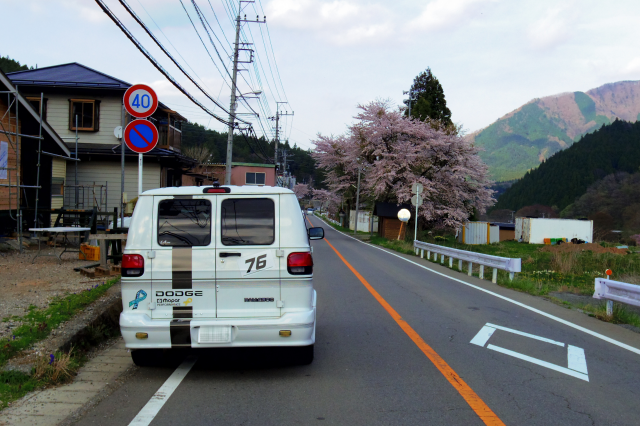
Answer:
[141, 186, 295, 196]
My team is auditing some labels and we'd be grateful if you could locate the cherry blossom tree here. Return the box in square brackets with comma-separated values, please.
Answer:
[312, 189, 341, 216]
[312, 100, 494, 228]
[293, 183, 312, 200]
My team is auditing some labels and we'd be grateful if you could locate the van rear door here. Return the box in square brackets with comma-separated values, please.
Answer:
[150, 195, 216, 320]
[215, 195, 281, 318]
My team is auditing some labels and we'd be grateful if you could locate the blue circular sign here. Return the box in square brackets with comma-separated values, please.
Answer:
[124, 119, 159, 154]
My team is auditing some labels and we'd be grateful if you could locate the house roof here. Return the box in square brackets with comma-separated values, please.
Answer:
[373, 202, 412, 218]
[7, 63, 187, 121]
[0, 69, 70, 157]
[6, 63, 130, 89]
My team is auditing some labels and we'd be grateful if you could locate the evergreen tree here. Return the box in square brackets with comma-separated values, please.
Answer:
[0, 56, 32, 73]
[404, 68, 452, 127]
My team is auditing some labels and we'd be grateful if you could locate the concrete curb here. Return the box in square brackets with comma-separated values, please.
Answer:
[0, 338, 133, 426]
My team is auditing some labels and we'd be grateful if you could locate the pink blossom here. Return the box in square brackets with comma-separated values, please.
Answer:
[312, 100, 494, 228]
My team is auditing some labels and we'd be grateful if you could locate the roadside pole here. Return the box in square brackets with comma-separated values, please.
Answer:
[138, 153, 143, 195]
[354, 165, 361, 235]
[411, 182, 423, 241]
[120, 105, 125, 227]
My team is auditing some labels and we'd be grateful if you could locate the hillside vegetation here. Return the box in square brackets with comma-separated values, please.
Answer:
[468, 81, 640, 181]
[494, 120, 640, 212]
[182, 122, 321, 185]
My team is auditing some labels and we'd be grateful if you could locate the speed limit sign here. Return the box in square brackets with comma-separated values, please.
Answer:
[123, 84, 158, 118]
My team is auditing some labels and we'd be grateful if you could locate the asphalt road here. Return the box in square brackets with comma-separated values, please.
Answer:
[74, 215, 640, 425]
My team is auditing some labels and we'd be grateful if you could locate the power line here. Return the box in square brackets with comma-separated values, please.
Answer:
[118, 0, 245, 122]
[94, 0, 232, 125]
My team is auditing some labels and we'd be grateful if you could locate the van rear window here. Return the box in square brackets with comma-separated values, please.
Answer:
[221, 198, 275, 246]
[158, 199, 211, 247]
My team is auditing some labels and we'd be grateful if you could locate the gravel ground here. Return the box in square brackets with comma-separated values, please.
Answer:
[0, 247, 104, 339]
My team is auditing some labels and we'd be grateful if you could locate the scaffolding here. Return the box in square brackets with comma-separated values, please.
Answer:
[0, 87, 77, 252]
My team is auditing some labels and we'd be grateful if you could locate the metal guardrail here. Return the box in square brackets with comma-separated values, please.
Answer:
[413, 240, 522, 283]
[593, 278, 640, 315]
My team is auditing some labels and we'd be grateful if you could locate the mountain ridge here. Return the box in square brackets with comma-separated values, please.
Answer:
[467, 80, 640, 181]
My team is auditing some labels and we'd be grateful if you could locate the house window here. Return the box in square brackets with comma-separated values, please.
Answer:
[245, 172, 266, 185]
[69, 99, 100, 131]
[51, 178, 64, 196]
[27, 97, 47, 120]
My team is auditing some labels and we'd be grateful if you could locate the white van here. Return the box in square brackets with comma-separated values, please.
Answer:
[119, 185, 324, 366]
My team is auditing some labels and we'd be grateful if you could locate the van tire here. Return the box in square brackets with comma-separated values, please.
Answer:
[131, 349, 161, 367]
[294, 345, 314, 365]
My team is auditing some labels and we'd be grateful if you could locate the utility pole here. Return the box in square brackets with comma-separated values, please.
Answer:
[354, 164, 361, 235]
[225, 2, 265, 185]
[270, 103, 293, 185]
[403, 90, 417, 118]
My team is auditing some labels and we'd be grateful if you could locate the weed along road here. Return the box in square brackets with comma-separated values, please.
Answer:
[74, 215, 640, 426]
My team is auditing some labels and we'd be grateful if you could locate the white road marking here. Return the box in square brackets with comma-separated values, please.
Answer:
[469, 325, 496, 347]
[314, 216, 640, 356]
[485, 323, 565, 347]
[129, 356, 197, 426]
[567, 345, 589, 374]
[487, 344, 589, 382]
[470, 323, 589, 380]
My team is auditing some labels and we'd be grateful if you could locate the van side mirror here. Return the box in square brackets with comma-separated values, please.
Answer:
[308, 227, 324, 240]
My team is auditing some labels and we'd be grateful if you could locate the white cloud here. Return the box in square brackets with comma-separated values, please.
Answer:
[527, 6, 572, 51]
[265, 0, 393, 44]
[408, 0, 498, 32]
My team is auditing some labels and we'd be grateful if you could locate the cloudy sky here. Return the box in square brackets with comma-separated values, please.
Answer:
[3, 0, 640, 150]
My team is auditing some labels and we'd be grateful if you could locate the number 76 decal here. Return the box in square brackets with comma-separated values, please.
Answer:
[240, 251, 274, 276]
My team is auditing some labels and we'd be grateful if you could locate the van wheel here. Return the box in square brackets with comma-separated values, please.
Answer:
[131, 349, 161, 367]
[294, 345, 314, 365]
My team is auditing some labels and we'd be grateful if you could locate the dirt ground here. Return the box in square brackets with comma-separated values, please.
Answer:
[0, 247, 106, 340]
[539, 242, 629, 255]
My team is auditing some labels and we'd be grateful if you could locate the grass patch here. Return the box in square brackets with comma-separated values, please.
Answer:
[0, 276, 121, 410]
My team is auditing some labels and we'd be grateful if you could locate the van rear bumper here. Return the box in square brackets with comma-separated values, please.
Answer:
[120, 308, 316, 349]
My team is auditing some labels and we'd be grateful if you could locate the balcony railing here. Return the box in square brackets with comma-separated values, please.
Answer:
[158, 124, 182, 152]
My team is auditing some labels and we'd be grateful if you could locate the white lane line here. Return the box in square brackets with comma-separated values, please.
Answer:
[313, 216, 640, 356]
[129, 356, 197, 426]
[485, 323, 565, 347]
[487, 344, 589, 382]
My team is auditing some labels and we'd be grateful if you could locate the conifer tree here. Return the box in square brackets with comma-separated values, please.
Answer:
[404, 68, 452, 128]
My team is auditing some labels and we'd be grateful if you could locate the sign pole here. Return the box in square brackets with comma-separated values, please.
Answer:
[138, 153, 143, 196]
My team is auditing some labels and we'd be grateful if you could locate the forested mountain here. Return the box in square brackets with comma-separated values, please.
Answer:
[467, 81, 640, 181]
[182, 123, 321, 185]
[493, 120, 640, 212]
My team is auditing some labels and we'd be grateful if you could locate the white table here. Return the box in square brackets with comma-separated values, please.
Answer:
[29, 227, 91, 263]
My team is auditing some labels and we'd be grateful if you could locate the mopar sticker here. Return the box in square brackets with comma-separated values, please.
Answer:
[129, 290, 147, 310]
[156, 290, 202, 307]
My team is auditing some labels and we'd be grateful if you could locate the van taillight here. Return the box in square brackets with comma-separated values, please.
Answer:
[287, 252, 313, 275]
[122, 254, 144, 277]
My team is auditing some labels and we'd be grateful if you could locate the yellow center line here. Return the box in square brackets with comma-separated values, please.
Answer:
[323, 236, 505, 426]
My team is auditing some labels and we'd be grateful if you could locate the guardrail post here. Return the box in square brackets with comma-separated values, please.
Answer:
[441, 254, 444, 264]
[509, 272, 514, 281]
[606, 300, 613, 316]
[468, 262, 473, 276]
[492, 268, 497, 283]
[420, 249, 424, 258]
[449, 257, 453, 268]
[479, 265, 484, 279]
[458, 259, 462, 271]
[415, 248, 419, 255]
[427, 250, 430, 260]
